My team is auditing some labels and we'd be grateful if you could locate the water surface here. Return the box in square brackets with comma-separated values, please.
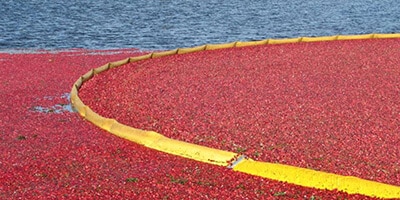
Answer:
[1, 0, 399, 50]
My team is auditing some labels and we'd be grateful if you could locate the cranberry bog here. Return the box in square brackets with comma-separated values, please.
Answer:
[1, 35, 400, 199]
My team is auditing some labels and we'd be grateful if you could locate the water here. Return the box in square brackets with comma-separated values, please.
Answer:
[32, 93, 75, 114]
[1, 0, 399, 51]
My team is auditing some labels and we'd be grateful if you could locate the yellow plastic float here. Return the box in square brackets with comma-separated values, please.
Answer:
[71, 33, 400, 199]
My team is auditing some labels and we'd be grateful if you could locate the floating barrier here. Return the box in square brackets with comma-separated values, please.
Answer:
[71, 33, 400, 198]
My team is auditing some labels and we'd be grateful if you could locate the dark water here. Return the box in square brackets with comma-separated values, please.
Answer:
[1, 0, 399, 51]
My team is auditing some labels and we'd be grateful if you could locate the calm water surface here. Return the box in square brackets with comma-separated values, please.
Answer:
[1, 0, 399, 51]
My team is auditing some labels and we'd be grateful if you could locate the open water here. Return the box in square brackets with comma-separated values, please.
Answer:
[1, 0, 399, 51]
